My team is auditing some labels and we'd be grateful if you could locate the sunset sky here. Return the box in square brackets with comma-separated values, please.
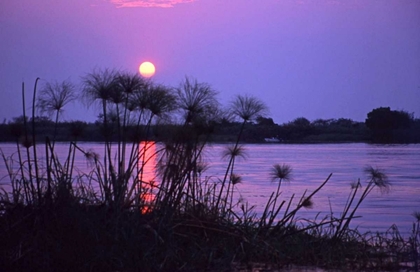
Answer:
[1, 0, 419, 124]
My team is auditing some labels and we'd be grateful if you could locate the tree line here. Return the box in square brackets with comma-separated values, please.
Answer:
[241, 107, 420, 143]
[2, 108, 419, 143]
[0, 69, 419, 144]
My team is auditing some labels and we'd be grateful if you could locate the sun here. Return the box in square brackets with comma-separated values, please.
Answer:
[139, 61, 156, 78]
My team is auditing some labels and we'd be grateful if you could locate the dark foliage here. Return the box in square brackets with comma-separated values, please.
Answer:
[365, 107, 415, 143]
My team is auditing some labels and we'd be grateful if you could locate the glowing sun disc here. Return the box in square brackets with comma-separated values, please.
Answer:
[139, 62, 156, 78]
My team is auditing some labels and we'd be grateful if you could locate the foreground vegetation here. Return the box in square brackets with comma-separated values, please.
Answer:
[1, 72, 419, 271]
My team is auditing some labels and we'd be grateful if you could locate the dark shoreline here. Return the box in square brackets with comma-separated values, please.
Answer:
[2, 118, 419, 144]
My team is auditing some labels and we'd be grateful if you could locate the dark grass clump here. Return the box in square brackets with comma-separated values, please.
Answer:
[1, 199, 418, 271]
[1, 76, 419, 271]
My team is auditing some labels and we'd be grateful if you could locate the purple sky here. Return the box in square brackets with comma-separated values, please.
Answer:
[1, 0, 419, 124]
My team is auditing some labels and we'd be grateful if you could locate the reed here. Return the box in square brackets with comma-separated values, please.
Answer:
[0, 75, 418, 271]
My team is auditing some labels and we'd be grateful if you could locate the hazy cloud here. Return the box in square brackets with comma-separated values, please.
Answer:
[109, 0, 196, 8]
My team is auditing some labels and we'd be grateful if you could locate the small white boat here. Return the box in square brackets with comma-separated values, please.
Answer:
[264, 137, 281, 143]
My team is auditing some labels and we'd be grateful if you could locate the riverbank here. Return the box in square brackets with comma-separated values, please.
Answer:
[1, 196, 418, 271]
[2, 118, 420, 144]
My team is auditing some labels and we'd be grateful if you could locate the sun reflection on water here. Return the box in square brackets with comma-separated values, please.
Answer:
[138, 141, 157, 213]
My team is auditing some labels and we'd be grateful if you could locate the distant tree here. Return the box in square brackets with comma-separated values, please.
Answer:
[366, 107, 413, 130]
[365, 107, 413, 142]
[31, 116, 54, 126]
[334, 118, 355, 128]
[393, 110, 413, 128]
[312, 119, 333, 127]
[256, 116, 275, 126]
[68, 121, 87, 140]
[290, 117, 310, 127]
[279, 117, 312, 141]
[10, 115, 28, 124]
[7, 116, 26, 139]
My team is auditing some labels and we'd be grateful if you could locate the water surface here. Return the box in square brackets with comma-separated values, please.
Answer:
[204, 143, 420, 234]
[1, 142, 419, 234]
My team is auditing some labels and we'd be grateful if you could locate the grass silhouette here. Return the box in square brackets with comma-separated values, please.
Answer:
[0, 75, 419, 271]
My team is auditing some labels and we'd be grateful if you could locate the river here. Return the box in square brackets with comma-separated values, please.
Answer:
[1, 142, 419, 235]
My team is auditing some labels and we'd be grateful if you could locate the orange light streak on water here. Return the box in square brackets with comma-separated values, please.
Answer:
[138, 141, 157, 213]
